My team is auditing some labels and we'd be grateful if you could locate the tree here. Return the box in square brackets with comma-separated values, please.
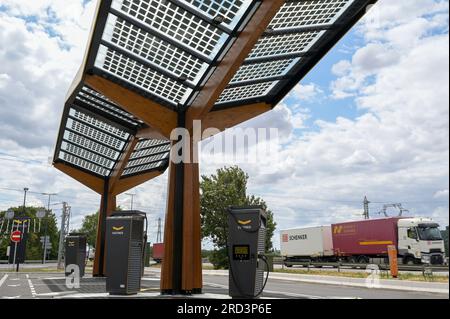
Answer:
[77, 212, 99, 248]
[75, 206, 124, 248]
[200, 166, 277, 269]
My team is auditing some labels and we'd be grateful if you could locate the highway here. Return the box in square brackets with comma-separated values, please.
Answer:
[0, 270, 447, 299]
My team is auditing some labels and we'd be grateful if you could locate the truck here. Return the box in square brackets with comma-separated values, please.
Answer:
[152, 243, 164, 263]
[280, 217, 445, 266]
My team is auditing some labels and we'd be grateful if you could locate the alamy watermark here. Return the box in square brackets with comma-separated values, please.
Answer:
[169, 120, 280, 173]
[365, 264, 381, 289]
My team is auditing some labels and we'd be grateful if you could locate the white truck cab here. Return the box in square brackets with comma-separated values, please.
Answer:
[397, 218, 445, 265]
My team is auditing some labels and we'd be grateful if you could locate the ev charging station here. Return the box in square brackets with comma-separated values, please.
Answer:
[64, 233, 87, 277]
[105, 211, 147, 295]
[228, 206, 269, 299]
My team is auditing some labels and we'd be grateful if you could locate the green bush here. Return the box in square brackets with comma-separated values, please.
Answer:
[209, 248, 229, 269]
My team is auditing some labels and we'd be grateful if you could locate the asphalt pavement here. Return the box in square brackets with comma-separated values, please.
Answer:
[0, 268, 448, 299]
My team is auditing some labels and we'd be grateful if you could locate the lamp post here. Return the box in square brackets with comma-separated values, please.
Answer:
[41, 193, 57, 264]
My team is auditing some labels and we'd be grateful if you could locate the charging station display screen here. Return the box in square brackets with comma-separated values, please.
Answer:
[233, 245, 250, 260]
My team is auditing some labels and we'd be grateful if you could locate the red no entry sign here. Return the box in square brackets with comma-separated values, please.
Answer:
[11, 230, 22, 243]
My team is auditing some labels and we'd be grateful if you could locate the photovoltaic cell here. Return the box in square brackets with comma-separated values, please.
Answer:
[216, 81, 278, 104]
[66, 117, 126, 151]
[63, 131, 120, 161]
[130, 143, 171, 160]
[269, 0, 354, 30]
[61, 141, 115, 169]
[103, 15, 208, 84]
[126, 152, 169, 169]
[112, 0, 227, 58]
[230, 58, 298, 84]
[135, 139, 169, 150]
[95, 45, 192, 105]
[248, 31, 325, 59]
[183, 0, 253, 29]
[59, 151, 109, 176]
[123, 160, 164, 176]
[69, 109, 129, 140]
[78, 86, 142, 126]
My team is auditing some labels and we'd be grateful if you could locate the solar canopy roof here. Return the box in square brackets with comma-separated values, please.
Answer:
[54, 0, 375, 184]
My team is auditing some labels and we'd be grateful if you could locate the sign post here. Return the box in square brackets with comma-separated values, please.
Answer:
[387, 245, 398, 278]
[11, 230, 22, 272]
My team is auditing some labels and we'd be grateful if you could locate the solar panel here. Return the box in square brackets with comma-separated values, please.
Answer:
[122, 160, 165, 176]
[55, 0, 375, 182]
[269, 0, 355, 30]
[59, 151, 110, 176]
[248, 31, 325, 60]
[111, 0, 227, 58]
[215, 0, 361, 107]
[95, 45, 193, 106]
[183, 0, 253, 29]
[102, 15, 209, 85]
[216, 81, 278, 104]
[230, 58, 299, 84]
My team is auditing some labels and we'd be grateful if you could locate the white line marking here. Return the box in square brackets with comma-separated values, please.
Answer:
[1, 296, 21, 299]
[7, 284, 20, 287]
[0, 274, 9, 288]
[26, 274, 36, 298]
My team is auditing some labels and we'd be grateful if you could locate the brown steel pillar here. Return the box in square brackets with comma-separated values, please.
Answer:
[161, 115, 202, 294]
[93, 180, 117, 277]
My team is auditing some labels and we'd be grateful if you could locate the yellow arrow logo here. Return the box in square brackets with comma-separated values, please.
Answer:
[238, 220, 251, 225]
[112, 226, 124, 231]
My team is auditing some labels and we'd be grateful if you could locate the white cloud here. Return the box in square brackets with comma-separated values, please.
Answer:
[434, 189, 449, 199]
[289, 83, 324, 102]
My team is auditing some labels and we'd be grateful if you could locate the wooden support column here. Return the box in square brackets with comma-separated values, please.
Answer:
[161, 115, 202, 294]
[93, 180, 116, 277]
[161, 160, 176, 292]
[182, 136, 202, 292]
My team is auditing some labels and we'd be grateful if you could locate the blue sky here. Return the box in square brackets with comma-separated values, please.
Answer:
[0, 0, 449, 249]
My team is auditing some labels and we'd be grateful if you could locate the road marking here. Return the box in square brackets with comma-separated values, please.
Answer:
[1, 296, 21, 299]
[35, 291, 78, 297]
[26, 274, 37, 298]
[7, 284, 20, 287]
[0, 274, 9, 288]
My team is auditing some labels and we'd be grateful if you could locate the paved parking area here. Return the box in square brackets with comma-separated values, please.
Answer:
[0, 272, 301, 299]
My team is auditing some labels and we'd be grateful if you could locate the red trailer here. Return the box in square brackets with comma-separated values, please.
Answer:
[152, 243, 164, 263]
[332, 217, 403, 262]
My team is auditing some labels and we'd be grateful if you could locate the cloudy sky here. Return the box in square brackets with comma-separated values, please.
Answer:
[0, 0, 448, 250]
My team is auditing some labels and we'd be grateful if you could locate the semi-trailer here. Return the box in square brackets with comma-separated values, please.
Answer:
[152, 243, 164, 263]
[281, 217, 445, 265]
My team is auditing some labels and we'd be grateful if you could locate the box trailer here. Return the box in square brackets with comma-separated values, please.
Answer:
[281, 217, 445, 266]
[332, 217, 445, 264]
[152, 243, 164, 263]
[280, 226, 333, 262]
[332, 218, 402, 260]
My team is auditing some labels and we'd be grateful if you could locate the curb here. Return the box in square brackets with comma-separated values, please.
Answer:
[199, 270, 449, 295]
